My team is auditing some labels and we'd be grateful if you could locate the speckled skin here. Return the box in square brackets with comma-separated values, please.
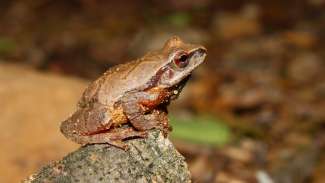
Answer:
[60, 36, 207, 149]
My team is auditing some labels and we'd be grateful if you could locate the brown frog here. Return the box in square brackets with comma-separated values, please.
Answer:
[60, 36, 207, 149]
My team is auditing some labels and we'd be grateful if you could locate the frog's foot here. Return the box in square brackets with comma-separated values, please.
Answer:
[161, 125, 172, 138]
[79, 127, 148, 150]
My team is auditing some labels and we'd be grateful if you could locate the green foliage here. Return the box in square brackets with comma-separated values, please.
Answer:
[166, 12, 191, 27]
[170, 115, 231, 146]
[0, 37, 15, 55]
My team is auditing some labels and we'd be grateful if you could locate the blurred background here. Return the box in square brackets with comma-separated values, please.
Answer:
[0, 0, 325, 182]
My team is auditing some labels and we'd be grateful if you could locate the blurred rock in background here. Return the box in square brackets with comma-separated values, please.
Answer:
[0, 64, 82, 183]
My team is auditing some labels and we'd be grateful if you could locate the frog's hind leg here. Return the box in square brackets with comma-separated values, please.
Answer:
[60, 103, 114, 140]
[76, 127, 148, 150]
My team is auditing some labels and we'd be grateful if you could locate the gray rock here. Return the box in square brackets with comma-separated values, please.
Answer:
[24, 130, 191, 183]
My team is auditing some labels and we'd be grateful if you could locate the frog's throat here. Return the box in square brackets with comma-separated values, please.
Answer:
[173, 74, 191, 91]
[169, 74, 191, 100]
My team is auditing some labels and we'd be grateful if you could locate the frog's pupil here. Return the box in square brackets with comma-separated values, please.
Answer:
[180, 55, 188, 62]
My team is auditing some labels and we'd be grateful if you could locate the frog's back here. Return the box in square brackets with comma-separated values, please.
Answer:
[79, 54, 162, 107]
[78, 61, 136, 107]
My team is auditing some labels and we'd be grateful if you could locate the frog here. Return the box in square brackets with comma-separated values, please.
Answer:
[60, 36, 207, 149]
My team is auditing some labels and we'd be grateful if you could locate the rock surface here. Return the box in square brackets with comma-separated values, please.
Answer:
[25, 130, 191, 183]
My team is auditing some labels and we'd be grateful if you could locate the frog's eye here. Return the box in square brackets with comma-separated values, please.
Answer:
[173, 52, 189, 68]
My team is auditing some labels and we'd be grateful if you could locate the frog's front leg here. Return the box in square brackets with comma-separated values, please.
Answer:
[119, 88, 171, 136]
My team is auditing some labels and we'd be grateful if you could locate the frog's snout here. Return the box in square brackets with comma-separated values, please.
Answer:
[196, 47, 207, 56]
[189, 47, 207, 60]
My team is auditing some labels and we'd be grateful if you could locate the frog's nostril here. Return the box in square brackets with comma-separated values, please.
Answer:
[197, 48, 207, 56]
[189, 48, 207, 58]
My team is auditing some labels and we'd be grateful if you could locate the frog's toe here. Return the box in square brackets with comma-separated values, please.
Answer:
[109, 140, 128, 150]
